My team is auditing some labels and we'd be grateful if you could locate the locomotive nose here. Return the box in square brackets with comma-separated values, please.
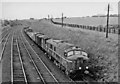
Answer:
[76, 57, 89, 70]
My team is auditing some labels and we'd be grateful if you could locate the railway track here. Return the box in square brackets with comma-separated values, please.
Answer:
[0, 28, 12, 44]
[0, 31, 13, 62]
[0, 31, 10, 44]
[11, 32, 27, 83]
[19, 29, 59, 84]
[18, 34, 47, 83]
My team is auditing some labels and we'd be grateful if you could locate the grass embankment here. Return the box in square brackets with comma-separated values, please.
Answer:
[29, 19, 118, 82]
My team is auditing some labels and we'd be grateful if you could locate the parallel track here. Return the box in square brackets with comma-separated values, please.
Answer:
[18, 33, 46, 84]
[20, 29, 59, 83]
[0, 28, 12, 44]
[0, 31, 9, 44]
[11, 32, 27, 84]
[0, 31, 12, 62]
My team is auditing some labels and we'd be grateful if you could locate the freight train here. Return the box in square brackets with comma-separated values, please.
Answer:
[23, 27, 97, 79]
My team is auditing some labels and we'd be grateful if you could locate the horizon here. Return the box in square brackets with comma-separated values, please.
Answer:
[1, 1, 119, 20]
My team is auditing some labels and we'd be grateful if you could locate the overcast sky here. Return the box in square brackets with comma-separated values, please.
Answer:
[1, 0, 119, 20]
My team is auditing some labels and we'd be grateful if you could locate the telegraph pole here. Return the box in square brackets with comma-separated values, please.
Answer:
[106, 4, 110, 38]
[50, 15, 53, 22]
[62, 13, 63, 27]
[48, 15, 49, 20]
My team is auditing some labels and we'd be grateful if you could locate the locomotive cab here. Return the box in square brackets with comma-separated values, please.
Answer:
[65, 47, 89, 76]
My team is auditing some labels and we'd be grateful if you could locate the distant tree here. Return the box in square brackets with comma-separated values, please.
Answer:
[64, 16, 67, 18]
[110, 14, 118, 17]
[86, 16, 90, 17]
[92, 15, 98, 17]
[30, 18, 34, 20]
[9, 21, 15, 27]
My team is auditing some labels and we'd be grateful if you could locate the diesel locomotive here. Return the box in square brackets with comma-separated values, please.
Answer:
[24, 27, 94, 79]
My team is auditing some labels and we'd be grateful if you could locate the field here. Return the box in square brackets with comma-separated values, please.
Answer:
[26, 19, 118, 82]
[53, 17, 118, 27]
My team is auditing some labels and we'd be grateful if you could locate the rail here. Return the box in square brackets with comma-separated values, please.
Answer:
[11, 32, 27, 83]
[0, 31, 12, 62]
[21, 29, 59, 83]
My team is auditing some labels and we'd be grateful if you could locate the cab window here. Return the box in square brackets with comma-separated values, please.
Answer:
[82, 51, 87, 57]
[74, 51, 81, 55]
[50, 44, 52, 49]
[67, 51, 74, 56]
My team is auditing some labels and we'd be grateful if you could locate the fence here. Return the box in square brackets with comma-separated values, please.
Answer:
[51, 19, 119, 34]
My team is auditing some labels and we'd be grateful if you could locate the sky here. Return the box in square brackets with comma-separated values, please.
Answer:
[0, 0, 119, 20]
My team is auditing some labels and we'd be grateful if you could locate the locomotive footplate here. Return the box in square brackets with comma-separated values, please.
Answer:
[70, 69, 96, 81]
[69, 69, 89, 79]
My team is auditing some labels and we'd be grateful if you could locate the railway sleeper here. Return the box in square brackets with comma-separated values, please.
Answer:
[13, 40, 17, 43]
[13, 67, 22, 71]
[13, 53, 19, 56]
[13, 43, 17, 45]
[13, 48, 18, 51]
[13, 69, 23, 74]
[13, 75, 25, 81]
[13, 74, 24, 78]
[13, 78, 25, 82]
[13, 57, 21, 62]
[13, 62, 22, 67]
[13, 51, 19, 54]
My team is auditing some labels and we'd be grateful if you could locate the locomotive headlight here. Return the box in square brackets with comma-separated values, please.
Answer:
[86, 66, 89, 69]
[79, 67, 81, 70]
